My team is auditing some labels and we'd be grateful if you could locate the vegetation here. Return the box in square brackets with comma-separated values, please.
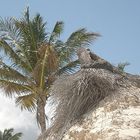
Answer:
[0, 128, 22, 140]
[0, 7, 99, 133]
[117, 62, 130, 72]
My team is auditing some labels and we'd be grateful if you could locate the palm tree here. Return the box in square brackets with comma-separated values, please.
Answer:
[0, 7, 99, 133]
[0, 128, 22, 140]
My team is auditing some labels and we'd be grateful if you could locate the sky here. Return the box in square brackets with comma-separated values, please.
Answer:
[0, 0, 140, 140]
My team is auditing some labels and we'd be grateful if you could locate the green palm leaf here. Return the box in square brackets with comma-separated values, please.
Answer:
[0, 39, 31, 72]
[0, 61, 29, 83]
[9, 132, 22, 140]
[3, 129, 13, 139]
[0, 80, 32, 97]
[0, 128, 22, 140]
[0, 17, 20, 42]
[64, 28, 100, 60]
[0, 131, 2, 140]
[58, 59, 80, 75]
[49, 21, 64, 44]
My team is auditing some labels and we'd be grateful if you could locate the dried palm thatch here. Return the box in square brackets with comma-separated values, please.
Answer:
[38, 71, 118, 140]
[38, 48, 140, 140]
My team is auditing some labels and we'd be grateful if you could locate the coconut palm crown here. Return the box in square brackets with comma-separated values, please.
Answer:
[0, 128, 22, 140]
[0, 7, 100, 133]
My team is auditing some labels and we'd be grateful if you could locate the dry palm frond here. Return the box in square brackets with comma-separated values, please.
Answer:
[40, 68, 117, 140]
[32, 44, 58, 87]
[37, 44, 58, 72]
[15, 93, 37, 111]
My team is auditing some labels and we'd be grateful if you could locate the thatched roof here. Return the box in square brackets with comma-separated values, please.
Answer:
[38, 48, 140, 140]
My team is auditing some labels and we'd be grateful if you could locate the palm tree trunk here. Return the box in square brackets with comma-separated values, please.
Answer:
[37, 95, 46, 133]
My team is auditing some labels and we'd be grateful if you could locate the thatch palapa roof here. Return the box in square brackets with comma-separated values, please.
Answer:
[38, 47, 140, 140]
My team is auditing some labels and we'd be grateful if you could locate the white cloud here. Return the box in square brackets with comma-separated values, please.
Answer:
[0, 90, 40, 140]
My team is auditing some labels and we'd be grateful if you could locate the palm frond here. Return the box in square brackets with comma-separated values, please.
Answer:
[17, 12, 47, 48]
[3, 128, 13, 139]
[39, 45, 58, 88]
[54, 40, 67, 62]
[15, 13, 47, 68]
[9, 132, 22, 140]
[0, 80, 33, 97]
[58, 59, 80, 75]
[0, 61, 30, 83]
[0, 131, 2, 139]
[15, 93, 36, 112]
[49, 21, 64, 44]
[24, 6, 30, 23]
[31, 44, 58, 86]
[15, 20, 38, 68]
[0, 69, 27, 83]
[0, 17, 20, 42]
[1, 128, 22, 140]
[0, 16, 34, 72]
[45, 46, 58, 74]
[32, 13, 47, 43]
[54, 40, 64, 50]
[64, 28, 100, 60]
[66, 28, 100, 47]
[0, 39, 32, 72]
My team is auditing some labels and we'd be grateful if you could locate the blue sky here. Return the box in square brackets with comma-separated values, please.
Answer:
[0, 1, 140, 140]
[0, 0, 140, 74]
